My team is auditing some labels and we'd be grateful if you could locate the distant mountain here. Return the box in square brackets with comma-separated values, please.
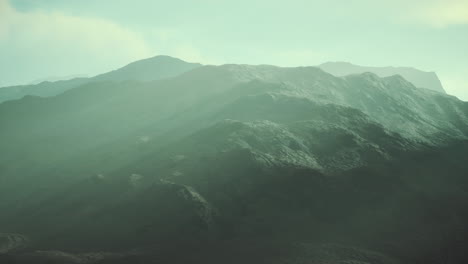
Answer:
[319, 61, 446, 94]
[0, 58, 448, 105]
[93, 55, 202, 82]
[28, 74, 89, 85]
[0, 55, 201, 103]
[1, 58, 468, 263]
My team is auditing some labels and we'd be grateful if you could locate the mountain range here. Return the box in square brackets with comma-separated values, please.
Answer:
[0, 56, 467, 264]
[0, 57, 449, 104]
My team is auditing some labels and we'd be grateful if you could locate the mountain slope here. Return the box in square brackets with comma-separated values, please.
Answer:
[0, 64, 466, 193]
[189, 64, 467, 143]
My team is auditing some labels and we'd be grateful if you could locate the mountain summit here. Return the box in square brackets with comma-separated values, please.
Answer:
[93, 55, 202, 82]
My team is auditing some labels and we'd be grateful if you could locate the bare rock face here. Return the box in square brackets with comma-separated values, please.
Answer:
[0, 233, 29, 254]
[158, 179, 218, 229]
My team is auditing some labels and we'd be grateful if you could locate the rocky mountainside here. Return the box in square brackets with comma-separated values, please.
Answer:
[1, 57, 468, 263]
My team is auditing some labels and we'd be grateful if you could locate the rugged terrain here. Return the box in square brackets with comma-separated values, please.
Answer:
[0, 56, 467, 263]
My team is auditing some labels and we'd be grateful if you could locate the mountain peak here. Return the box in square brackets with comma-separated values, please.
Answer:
[93, 55, 202, 82]
[126, 55, 197, 67]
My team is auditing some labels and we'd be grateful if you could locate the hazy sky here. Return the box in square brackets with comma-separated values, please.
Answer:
[1, 0, 467, 100]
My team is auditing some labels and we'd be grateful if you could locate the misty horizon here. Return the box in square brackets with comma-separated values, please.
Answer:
[1, 0, 467, 100]
[0, 54, 461, 100]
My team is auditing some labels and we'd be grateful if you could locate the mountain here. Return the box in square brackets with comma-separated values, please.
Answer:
[92, 55, 202, 82]
[1, 58, 468, 263]
[0, 55, 201, 104]
[0, 65, 465, 182]
[319, 61, 446, 94]
[29, 74, 89, 85]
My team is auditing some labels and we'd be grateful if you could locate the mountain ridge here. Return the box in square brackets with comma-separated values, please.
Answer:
[0, 56, 455, 105]
[0, 55, 202, 104]
[319, 61, 446, 94]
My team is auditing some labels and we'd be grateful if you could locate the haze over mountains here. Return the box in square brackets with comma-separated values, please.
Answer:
[0, 56, 454, 104]
[1, 56, 468, 264]
[0, 56, 201, 104]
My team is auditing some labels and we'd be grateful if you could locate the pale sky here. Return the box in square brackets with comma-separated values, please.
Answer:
[1, 0, 467, 100]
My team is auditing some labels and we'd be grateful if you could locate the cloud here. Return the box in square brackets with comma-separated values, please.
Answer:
[410, 0, 468, 27]
[0, 0, 155, 85]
